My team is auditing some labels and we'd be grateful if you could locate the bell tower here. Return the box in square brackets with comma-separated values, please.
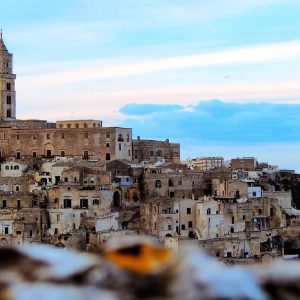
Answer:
[0, 30, 16, 120]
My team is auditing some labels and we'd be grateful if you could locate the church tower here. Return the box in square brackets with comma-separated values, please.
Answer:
[0, 31, 16, 120]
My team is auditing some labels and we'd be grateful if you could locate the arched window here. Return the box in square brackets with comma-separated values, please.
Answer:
[207, 208, 211, 215]
[105, 153, 111, 160]
[157, 150, 162, 156]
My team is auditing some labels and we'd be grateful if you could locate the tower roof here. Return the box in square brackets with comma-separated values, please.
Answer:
[0, 30, 8, 52]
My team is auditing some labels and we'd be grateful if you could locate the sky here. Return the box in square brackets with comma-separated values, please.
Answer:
[1, 0, 300, 171]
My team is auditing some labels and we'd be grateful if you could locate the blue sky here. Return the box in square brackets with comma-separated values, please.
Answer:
[1, 0, 300, 170]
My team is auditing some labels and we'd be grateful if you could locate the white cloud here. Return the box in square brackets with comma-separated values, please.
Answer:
[18, 41, 300, 87]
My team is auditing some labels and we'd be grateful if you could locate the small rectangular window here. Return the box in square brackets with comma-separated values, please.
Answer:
[6, 83, 11, 91]
[7, 95, 11, 105]
[188, 221, 193, 228]
[187, 208, 191, 214]
[46, 133, 50, 139]
[61, 133, 64, 139]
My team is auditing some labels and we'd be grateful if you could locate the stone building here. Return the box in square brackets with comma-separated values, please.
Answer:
[187, 156, 224, 171]
[0, 32, 16, 120]
[231, 157, 257, 171]
[132, 137, 180, 163]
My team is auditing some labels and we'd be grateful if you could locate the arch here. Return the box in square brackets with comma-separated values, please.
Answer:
[113, 191, 121, 208]
[44, 143, 55, 158]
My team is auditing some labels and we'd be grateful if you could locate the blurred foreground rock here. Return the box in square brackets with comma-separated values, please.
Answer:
[0, 237, 299, 300]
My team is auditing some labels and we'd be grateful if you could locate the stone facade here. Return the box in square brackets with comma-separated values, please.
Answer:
[133, 137, 180, 163]
[0, 33, 16, 120]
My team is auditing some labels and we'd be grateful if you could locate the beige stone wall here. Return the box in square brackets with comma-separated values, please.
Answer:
[133, 138, 180, 163]
[231, 157, 256, 171]
[56, 120, 102, 129]
[0, 125, 132, 162]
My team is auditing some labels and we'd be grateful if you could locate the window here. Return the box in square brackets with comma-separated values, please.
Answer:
[16, 134, 19, 140]
[84, 132, 88, 138]
[16, 152, 21, 159]
[64, 199, 72, 208]
[243, 215, 246, 221]
[64, 177, 68, 182]
[181, 224, 185, 230]
[105, 153, 110, 160]
[252, 191, 256, 197]
[119, 143, 121, 151]
[80, 198, 88, 208]
[5, 166, 9, 170]
[93, 123, 96, 128]
[157, 150, 162, 156]
[230, 227, 234, 233]
[32, 151, 36, 158]
[259, 209, 262, 214]
[134, 150, 138, 159]
[207, 208, 211, 215]
[16, 231, 21, 235]
[106, 133, 110, 138]
[75, 123, 79, 128]
[106, 143, 110, 148]
[2, 200, 6, 208]
[187, 208, 191, 214]
[6, 95, 11, 105]
[46, 133, 50, 139]
[168, 225, 172, 230]
[7, 110, 11, 118]
[46, 150, 52, 158]
[61, 133, 64, 139]
[155, 180, 161, 188]
[232, 216, 235, 224]
[59, 124, 63, 129]
[67, 124, 71, 128]
[30, 230, 33, 237]
[61, 151, 65, 157]
[84, 123, 87, 128]
[14, 165, 19, 170]
[150, 151, 154, 156]
[128, 150, 131, 156]
[93, 199, 100, 205]
[178, 180, 182, 186]
[6, 83, 11, 91]
[4, 227, 9, 234]
[188, 221, 193, 228]
[57, 214, 60, 222]
[127, 134, 130, 142]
